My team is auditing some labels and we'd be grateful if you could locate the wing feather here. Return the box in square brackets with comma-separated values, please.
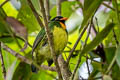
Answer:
[31, 28, 46, 56]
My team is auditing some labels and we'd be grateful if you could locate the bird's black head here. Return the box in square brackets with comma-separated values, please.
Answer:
[51, 16, 68, 24]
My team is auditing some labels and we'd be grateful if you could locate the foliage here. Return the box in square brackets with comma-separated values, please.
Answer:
[0, 0, 120, 80]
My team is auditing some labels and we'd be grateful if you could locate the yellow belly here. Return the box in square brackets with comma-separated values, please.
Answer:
[53, 26, 68, 55]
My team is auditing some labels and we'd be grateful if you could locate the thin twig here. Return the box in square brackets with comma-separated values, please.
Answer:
[86, 57, 90, 76]
[0, 42, 6, 79]
[83, 26, 91, 48]
[27, 0, 44, 28]
[0, 35, 32, 48]
[39, 0, 63, 79]
[0, 0, 9, 8]
[41, 65, 56, 71]
[67, 26, 88, 64]
[84, 26, 91, 76]
[95, 17, 99, 33]
[44, 0, 50, 21]
[70, 24, 91, 80]
[56, 0, 61, 16]
[64, 50, 81, 53]
[113, 29, 119, 45]
[70, 54, 82, 80]
[102, 2, 115, 11]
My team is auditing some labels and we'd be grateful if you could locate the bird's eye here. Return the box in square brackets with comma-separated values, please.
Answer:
[55, 18, 59, 20]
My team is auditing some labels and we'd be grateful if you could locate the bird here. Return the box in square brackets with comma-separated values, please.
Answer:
[31, 16, 68, 72]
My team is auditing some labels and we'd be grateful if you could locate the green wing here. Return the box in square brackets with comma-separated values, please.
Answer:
[31, 21, 60, 57]
[31, 28, 46, 56]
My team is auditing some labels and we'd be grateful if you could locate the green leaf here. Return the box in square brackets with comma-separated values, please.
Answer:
[0, 16, 8, 34]
[104, 47, 116, 64]
[80, 23, 115, 56]
[92, 61, 102, 71]
[17, 0, 40, 33]
[0, 8, 7, 18]
[88, 70, 99, 80]
[0, 8, 8, 34]
[79, 0, 103, 32]
[112, 64, 120, 80]
[116, 45, 120, 68]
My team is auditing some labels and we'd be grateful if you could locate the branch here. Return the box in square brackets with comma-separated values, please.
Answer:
[56, 0, 61, 16]
[0, 42, 6, 79]
[84, 26, 91, 76]
[64, 50, 81, 53]
[102, 2, 115, 11]
[39, 0, 63, 79]
[86, 57, 90, 76]
[1, 42, 56, 72]
[70, 24, 91, 80]
[66, 26, 88, 64]
[41, 65, 56, 71]
[44, 0, 50, 21]
[83, 26, 91, 48]
[95, 17, 99, 33]
[0, 0, 9, 8]
[58, 55, 71, 80]
[70, 54, 82, 80]
[1, 42, 32, 64]
[27, 0, 44, 28]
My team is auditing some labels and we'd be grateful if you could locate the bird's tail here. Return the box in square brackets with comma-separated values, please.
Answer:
[31, 64, 38, 73]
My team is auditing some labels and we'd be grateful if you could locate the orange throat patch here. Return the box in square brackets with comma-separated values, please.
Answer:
[60, 22, 66, 30]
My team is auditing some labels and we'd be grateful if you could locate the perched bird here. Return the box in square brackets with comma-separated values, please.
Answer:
[31, 16, 68, 72]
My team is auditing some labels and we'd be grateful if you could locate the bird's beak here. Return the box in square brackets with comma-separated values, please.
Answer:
[60, 17, 68, 21]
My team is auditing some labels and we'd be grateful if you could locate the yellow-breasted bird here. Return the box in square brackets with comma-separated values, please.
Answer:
[31, 16, 68, 72]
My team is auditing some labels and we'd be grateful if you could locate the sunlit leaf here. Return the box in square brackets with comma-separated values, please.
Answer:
[1, 0, 18, 17]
